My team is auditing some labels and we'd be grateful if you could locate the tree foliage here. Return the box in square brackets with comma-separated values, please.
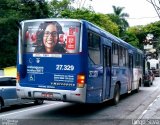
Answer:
[60, 8, 119, 36]
[0, 0, 19, 68]
[108, 6, 129, 38]
[49, 0, 70, 17]
[0, 0, 49, 68]
[126, 21, 160, 49]
[143, 21, 160, 38]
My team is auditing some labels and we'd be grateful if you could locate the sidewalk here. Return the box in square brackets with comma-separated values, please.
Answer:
[138, 95, 160, 119]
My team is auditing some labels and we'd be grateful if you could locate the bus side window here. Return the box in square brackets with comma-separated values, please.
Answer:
[135, 53, 140, 67]
[123, 48, 127, 66]
[112, 43, 118, 65]
[88, 31, 100, 65]
[119, 46, 123, 66]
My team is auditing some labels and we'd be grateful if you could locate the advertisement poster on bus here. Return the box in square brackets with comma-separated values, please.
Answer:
[23, 21, 81, 54]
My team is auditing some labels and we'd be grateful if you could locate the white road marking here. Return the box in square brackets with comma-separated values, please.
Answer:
[0, 102, 63, 118]
[132, 95, 160, 125]
[137, 95, 160, 120]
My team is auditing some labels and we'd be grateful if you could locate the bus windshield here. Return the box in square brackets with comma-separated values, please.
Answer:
[22, 21, 81, 54]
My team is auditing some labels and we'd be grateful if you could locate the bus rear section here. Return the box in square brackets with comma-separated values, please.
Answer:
[17, 19, 87, 103]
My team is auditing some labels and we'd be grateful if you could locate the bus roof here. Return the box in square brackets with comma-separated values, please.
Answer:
[82, 20, 143, 54]
[21, 18, 82, 23]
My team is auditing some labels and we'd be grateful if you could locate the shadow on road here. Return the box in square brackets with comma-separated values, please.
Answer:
[36, 100, 121, 118]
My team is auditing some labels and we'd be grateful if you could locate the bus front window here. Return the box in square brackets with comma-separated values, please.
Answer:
[23, 21, 81, 54]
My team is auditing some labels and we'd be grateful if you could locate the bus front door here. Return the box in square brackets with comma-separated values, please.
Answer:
[103, 46, 111, 100]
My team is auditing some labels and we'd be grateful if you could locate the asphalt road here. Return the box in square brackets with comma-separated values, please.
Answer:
[1, 77, 160, 125]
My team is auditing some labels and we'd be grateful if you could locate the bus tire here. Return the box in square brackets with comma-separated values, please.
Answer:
[112, 84, 120, 105]
[135, 80, 141, 93]
[34, 99, 44, 105]
[135, 84, 140, 93]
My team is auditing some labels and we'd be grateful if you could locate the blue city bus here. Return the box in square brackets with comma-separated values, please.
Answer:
[17, 19, 143, 104]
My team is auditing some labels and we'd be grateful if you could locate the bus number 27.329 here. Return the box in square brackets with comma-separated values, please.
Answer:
[56, 64, 75, 71]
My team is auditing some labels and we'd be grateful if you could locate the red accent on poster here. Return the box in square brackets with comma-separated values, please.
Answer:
[69, 28, 75, 35]
[31, 33, 37, 43]
[66, 36, 76, 50]
[25, 31, 30, 40]
[59, 34, 64, 43]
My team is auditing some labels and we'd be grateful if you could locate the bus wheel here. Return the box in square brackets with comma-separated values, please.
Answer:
[112, 84, 120, 105]
[34, 99, 44, 105]
[136, 84, 140, 93]
[135, 80, 140, 93]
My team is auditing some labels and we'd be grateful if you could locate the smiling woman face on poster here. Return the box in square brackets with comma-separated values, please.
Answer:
[43, 23, 58, 53]
[34, 22, 66, 53]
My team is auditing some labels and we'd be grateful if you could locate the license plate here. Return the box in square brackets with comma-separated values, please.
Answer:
[42, 92, 53, 98]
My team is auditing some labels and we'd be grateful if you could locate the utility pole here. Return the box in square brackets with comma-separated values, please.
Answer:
[146, 0, 160, 18]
